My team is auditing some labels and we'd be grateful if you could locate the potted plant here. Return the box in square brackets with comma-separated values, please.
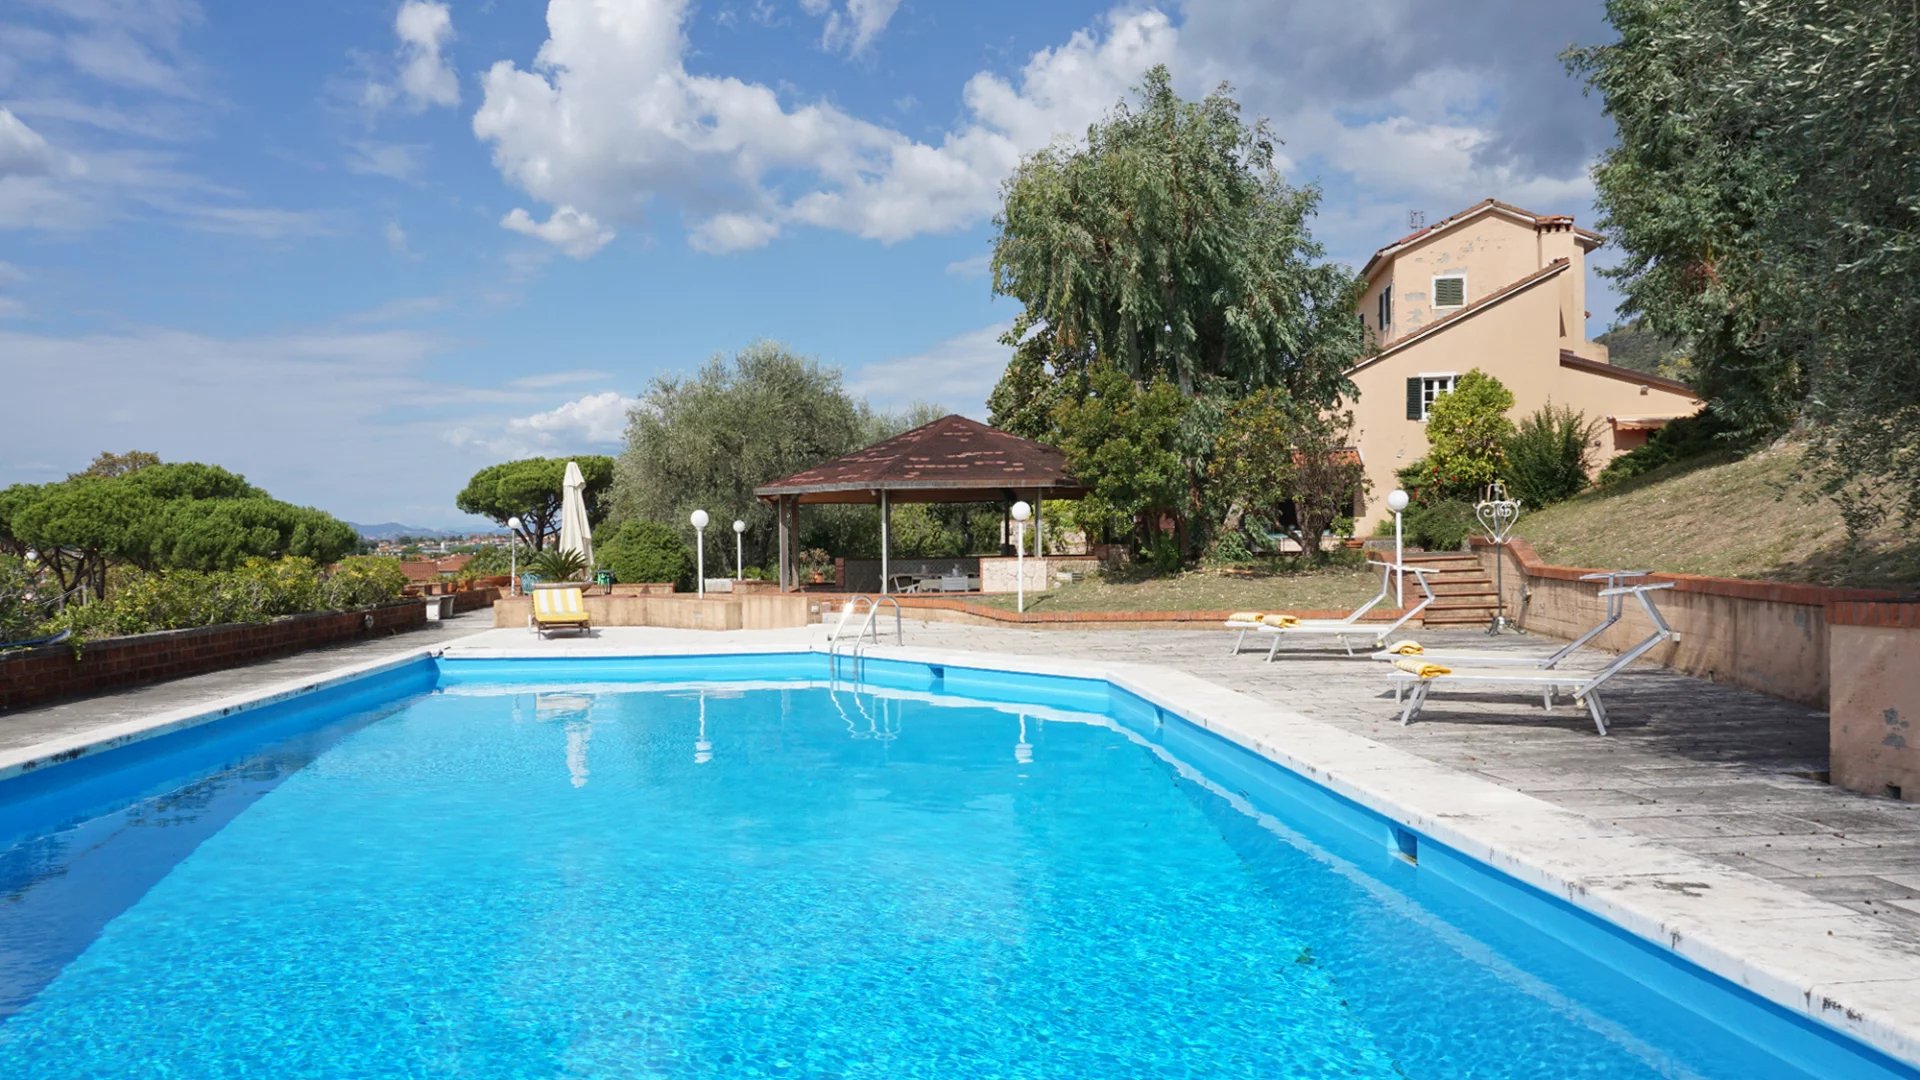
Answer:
[798, 548, 832, 585]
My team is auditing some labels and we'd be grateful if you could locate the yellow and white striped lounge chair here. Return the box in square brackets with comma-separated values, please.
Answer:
[530, 584, 592, 638]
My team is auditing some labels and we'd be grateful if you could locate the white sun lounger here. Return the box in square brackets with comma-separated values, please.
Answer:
[1368, 570, 1658, 668]
[1387, 581, 1678, 735]
[1225, 562, 1436, 660]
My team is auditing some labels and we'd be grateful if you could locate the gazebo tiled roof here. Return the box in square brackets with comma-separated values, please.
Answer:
[755, 414, 1086, 505]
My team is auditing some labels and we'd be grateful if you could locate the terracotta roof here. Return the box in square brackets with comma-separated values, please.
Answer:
[1559, 350, 1700, 397]
[755, 414, 1086, 505]
[1363, 199, 1604, 279]
[398, 555, 472, 582]
[1347, 259, 1572, 376]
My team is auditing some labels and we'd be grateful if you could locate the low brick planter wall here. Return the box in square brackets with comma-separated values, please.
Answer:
[0, 601, 427, 712]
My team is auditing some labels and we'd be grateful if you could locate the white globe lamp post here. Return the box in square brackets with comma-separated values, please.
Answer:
[506, 516, 524, 596]
[690, 510, 710, 598]
[1385, 489, 1410, 607]
[1011, 500, 1032, 614]
[733, 519, 746, 582]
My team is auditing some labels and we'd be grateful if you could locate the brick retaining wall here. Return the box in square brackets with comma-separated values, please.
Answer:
[0, 601, 427, 712]
[1827, 600, 1920, 801]
[1474, 537, 1909, 708]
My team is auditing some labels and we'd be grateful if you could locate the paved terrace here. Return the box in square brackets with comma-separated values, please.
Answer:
[5, 612, 1919, 943]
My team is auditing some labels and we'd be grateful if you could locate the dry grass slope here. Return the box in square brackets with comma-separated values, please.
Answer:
[970, 563, 1383, 614]
[1516, 443, 1920, 589]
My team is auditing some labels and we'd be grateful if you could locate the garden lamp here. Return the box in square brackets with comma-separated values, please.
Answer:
[1011, 500, 1031, 614]
[690, 510, 709, 597]
[506, 516, 523, 595]
[733, 519, 746, 581]
[1386, 489, 1410, 606]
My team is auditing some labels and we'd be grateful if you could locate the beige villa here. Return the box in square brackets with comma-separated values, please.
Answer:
[1346, 199, 1701, 530]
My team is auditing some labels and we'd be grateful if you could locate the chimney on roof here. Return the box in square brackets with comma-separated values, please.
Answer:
[1408, 210, 1426, 230]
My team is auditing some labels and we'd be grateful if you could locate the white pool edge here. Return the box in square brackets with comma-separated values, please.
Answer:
[6, 636, 1917, 1070]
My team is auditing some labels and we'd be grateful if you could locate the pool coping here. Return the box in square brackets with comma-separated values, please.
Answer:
[6, 633, 1919, 1069]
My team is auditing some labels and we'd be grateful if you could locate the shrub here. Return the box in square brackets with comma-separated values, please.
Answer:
[322, 556, 408, 610]
[460, 546, 513, 578]
[1406, 500, 1476, 551]
[1418, 370, 1516, 500]
[598, 521, 695, 588]
[1, 555, 45, 642]
[1596, 409, 1750, 489]
[525, 548, 589, 583]
[1202, 530, 1256, 567]
[1504, 404, 1600, 508]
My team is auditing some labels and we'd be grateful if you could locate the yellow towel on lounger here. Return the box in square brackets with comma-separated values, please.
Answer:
[1384, 640, 1424, 655]
[1393, 657, 1450, 679]
[1226, 612, 1265, 624]
[1261, 614, 1300, 628]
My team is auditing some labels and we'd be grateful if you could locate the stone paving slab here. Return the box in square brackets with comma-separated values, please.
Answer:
[888, 620, 1920, 943]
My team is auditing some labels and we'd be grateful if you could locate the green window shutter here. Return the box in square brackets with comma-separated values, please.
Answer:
[1434, 276, 1465, 307]
[1406, 377, 1422, 420]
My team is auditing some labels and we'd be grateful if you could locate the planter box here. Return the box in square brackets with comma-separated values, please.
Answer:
[0, 601, 428, 713]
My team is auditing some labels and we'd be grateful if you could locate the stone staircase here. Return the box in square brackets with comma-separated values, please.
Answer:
[1402, 552, 1499, 629]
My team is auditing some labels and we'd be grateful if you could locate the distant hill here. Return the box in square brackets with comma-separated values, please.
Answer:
[349, 522, 498, 541]
[1594, 318, 1693, 383]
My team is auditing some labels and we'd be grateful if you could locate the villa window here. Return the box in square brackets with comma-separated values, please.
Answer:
[1405, 373, 1457, 421]
[1432, 274, 1466, 309]
[1376, 284, 1392, 332]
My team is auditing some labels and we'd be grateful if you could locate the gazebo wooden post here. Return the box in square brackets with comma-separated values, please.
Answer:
[777, 495, 791, 591]
[1034, 490, 1044, 554]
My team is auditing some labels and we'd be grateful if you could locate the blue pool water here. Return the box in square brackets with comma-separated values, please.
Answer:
[0, 656, 1910, 1078]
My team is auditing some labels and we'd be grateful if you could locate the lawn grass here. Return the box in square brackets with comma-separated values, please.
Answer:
[967, 561, 1383, 614]
[1515, 443, 1920, 589]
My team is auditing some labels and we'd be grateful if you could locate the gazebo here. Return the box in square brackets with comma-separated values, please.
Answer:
[754, 414, 1087, 592]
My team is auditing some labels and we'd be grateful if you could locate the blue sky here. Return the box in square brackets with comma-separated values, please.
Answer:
[0, 0, 1618, 527]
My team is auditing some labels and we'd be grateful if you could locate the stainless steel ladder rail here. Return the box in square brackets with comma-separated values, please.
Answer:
[827, 594, 904, 683]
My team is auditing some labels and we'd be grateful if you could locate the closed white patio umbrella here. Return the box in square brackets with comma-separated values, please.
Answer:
[558, 460, 593, 574]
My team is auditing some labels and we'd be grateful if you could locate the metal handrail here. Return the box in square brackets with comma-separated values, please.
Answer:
[828, 594, 904, 682]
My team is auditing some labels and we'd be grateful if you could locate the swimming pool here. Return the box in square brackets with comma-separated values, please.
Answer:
[0, 651, 1912, 1078]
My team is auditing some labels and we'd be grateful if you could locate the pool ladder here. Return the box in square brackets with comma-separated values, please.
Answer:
[827, 594, 903, 683]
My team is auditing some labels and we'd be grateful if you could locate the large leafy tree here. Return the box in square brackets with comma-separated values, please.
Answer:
[455, 456, 615, 551]
[990, 65, 1366, 402]
[1569, 1, 1920, 529]
[613, 342, 871, 570]
[2, 459, 358, 598]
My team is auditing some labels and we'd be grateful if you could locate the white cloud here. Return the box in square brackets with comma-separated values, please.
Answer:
[501, 205, 615, 258]
[385, 220, 420, 259]
[805, 0, 904, 56]
[471, 1, 1173, 257]
[0, 261, 24, 286]
[509, 369, 614, 389]
[447, 390, 638, 458]
[0, 107, 61, 177]
[846, 321, 1013, 417]
[342, 295, 449, 324]
[0, 322, 521, 523]
[345, 140, 426, 181]
[363, 1, 459, 113]
[943, 253, 990, 278]
[688, 211, 780, 253]
[0, 297, 28, 319]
